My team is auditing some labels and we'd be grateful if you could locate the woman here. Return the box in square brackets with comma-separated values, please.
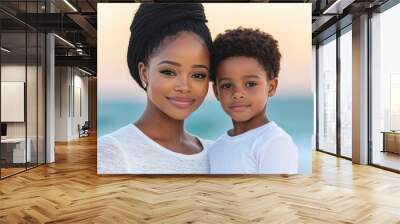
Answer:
[98, 3, 213, 174]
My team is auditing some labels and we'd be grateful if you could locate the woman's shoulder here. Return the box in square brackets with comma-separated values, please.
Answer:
[97, 134, 129, 174]
[100, 124, 137, 140]
[100, 124, 151, 146]
[97, 124, 144, 174]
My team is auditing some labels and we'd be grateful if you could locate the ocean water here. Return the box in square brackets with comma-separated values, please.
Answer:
[98, 97, 313, 174]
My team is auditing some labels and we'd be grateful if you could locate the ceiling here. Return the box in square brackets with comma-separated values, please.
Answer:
[0, 0, 391, 75]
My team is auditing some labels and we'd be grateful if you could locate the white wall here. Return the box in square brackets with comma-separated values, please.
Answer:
[55, 67, 89, 141]
[1, 65, 26, 128]
[1, 65, 37, 138]
[1, 63, 46, 164]
[1, 82, 25, 122]
[55, 66, 70, 141]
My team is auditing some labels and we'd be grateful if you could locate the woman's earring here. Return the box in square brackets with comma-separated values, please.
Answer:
[143, 82, 147, 89]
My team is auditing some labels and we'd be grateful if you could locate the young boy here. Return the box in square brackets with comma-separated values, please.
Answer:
[208, 27, 298, 174]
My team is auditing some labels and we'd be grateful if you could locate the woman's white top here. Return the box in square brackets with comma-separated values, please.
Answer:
[208, 121, 298, 174]
[97, 124, 212, 174]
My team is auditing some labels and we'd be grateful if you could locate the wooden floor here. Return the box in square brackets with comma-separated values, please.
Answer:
[1, 163, 44, 178]
[1, 135, 400, 223]
[373, 151, 400, 171]
[0, 167, 26, 178]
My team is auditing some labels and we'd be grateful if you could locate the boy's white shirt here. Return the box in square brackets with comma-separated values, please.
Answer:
[208, 121, 298, 174]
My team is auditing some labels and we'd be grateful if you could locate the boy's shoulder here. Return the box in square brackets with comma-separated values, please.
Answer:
[255, 121, 290, 138]
[197, 137, 215, 151]
[253, 121, 296, 149]
[253, 122, 299, 174]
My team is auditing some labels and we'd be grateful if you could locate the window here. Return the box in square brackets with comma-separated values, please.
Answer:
[317, 36, 337, 155]
[370, 2, 400, 171]
[339, 27, 352, 158]
[0, 1, 46, 179]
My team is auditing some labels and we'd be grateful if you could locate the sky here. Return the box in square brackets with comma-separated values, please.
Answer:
[97, 3, 312, 101]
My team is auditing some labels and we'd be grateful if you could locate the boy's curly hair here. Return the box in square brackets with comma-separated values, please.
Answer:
[211, 27, 281, 82]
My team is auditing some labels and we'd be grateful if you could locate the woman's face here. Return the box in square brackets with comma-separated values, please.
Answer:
[139, 32, 210, 120]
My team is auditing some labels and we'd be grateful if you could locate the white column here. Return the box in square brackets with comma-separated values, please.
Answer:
[46, 33, 55, 163]
[352, 14, 369, 164]
[312, 45, 317, 151]
[46, 1, 55, 163]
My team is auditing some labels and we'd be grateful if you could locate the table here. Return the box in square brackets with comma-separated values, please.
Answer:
[1, 138, 31, 163]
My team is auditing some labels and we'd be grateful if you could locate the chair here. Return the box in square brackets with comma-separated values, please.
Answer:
[78, 121, 90, 138]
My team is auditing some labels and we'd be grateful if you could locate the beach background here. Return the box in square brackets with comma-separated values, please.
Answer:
[98, 3, 314, 174]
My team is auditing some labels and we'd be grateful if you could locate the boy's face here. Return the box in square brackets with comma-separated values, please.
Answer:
[213, 56, 278, 122]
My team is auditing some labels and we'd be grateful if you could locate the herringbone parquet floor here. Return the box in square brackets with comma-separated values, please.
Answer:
[1, 135, 400, 223]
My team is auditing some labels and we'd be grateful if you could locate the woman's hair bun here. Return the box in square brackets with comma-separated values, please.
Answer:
[127, 3, 212, 90]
